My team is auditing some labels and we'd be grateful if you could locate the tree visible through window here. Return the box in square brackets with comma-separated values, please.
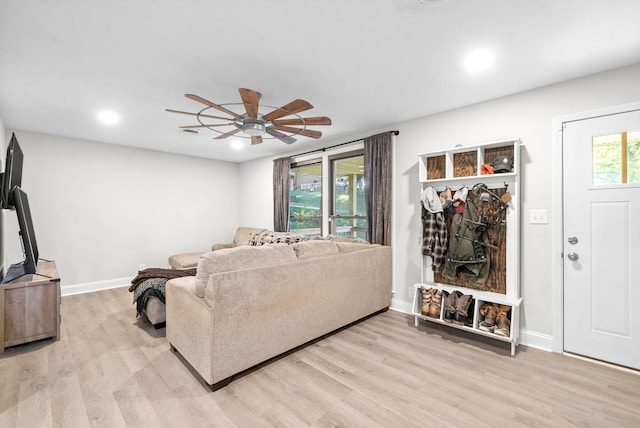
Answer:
[289, 162, 322, 235]
[593, 130, 640, 185]
[331, 153, 367, 240]
[288, 149, 368, 239]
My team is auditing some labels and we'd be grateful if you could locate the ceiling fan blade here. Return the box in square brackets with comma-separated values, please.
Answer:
[165, 109, 231, 121]
[263, 99, 313, 121]
[213, 128, 242, 139]
[179, 124, 233, 128]
[267, 129, 297, 145]
[185, 94, 241, 119]
[274, 124, 322, 139]
[273, 116, 332, 126]
[251, 135, 263, 145]
[239, 88, 261, 119]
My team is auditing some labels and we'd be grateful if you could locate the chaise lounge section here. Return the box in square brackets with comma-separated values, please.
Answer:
[165, 240, 392, 388]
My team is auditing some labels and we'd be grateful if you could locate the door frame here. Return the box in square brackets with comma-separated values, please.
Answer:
[551, 101, 640, 353]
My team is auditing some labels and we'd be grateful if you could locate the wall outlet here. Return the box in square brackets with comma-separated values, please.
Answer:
[529, 209, 548, 224]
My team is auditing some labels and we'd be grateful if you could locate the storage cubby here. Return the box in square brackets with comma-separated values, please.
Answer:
[414, 139, 522, 355]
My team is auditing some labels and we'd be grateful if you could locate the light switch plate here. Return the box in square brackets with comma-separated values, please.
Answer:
[529, 209, 548, 224]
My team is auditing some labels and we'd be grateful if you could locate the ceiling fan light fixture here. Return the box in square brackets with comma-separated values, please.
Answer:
[242, 120, 266, 136]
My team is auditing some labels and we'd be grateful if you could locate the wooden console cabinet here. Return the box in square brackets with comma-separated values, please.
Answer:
[0, 260, 60, 353]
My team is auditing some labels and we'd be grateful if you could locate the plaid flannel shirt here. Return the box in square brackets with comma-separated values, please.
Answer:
[422, 207, 448, 270]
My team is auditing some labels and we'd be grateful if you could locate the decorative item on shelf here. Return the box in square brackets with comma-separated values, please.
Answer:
[491, 156, 513, 173]
[481, 164, 494, 175]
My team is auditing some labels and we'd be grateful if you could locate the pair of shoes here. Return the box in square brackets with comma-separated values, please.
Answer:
[421, 287, 442, 318]
[479, 303, 511, 337]
[421, 287, 432, 315]
[479, 303, 498, 332]
[442, 291, 474, 326]
[494, 305, 511, 337]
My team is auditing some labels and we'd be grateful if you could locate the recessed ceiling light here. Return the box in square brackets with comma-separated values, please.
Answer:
[97, 110, 120, 125]
[230, 140, 244, 150]
[463, 49, 495, 74]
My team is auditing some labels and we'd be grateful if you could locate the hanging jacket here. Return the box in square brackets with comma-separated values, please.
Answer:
[442, 199, 491, 284]
[421, 186, 448, 270]
[422, 207, 448, 270]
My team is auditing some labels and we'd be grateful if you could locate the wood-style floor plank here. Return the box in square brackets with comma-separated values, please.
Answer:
[0, 285, 639, 427]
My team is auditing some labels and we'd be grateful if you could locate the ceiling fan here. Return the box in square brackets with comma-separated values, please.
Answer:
[166, 88, 332, 145]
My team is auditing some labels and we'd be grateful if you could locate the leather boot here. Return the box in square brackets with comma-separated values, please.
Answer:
[421, 287, 432, 316]
[494, 305, 511, 337]
[453, 293, 473, 326]
[428, 288, 442, 318]
[479, 303, 498, 332]
[443, 290, 457, 323]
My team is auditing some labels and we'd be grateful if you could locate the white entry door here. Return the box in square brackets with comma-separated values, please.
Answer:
[563, 108, 640, 370]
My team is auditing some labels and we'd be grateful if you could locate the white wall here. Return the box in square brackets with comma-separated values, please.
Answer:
[2, 131, 240, 294]
[238, 63, 640, 347]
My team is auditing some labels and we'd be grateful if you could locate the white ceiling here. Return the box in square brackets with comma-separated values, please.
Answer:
[1, 0, 639, 163]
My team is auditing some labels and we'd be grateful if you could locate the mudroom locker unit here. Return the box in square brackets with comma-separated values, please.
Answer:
[413, 139, 522, 355]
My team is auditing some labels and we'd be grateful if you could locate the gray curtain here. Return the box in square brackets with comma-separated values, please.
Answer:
[273, 157, 291, 232]
[364, 132, 393, 245]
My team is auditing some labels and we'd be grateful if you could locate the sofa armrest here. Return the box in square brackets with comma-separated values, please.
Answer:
[166, 277, 215, 384]
[211, 242, 234, 251]
[168, 251, 207, 269]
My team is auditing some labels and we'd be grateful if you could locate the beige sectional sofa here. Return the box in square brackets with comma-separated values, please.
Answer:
[165, 240, 392, 388]
[168, 226, 267, 270]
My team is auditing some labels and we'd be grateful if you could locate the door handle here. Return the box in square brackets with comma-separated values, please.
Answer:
[568, 236, 578, 245]
[567, 252, 579, 261]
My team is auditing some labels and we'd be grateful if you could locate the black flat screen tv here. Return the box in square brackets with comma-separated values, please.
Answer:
[1, 133, 24, 210]
[1, 186, 39, 283]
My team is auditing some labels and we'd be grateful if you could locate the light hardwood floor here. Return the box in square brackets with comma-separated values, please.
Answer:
[1, 286, 639, 427]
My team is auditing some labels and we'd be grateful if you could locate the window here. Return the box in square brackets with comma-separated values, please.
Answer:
[289, 161, 322, 235]
[288, 147, 368, 238]
[593, 130, 640, 185]
[330, 151, 367, 240]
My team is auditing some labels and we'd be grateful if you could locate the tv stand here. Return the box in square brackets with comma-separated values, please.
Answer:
[0, 260, 60, 353]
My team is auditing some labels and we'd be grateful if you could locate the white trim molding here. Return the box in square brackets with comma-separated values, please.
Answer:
[61, 277, 131, 296]
[551, 100, 640, 354]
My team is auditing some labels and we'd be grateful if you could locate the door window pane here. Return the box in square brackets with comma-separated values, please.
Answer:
[331, 154, 367, 240]
[290, 162, 322, 236]
[592, 130, 640, 185]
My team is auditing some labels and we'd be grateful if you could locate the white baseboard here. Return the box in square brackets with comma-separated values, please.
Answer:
[390, 297, 413, 314]
[61, 277, 132, 296]
[389, 300, 555, 353]
[518, 330, 554, 352]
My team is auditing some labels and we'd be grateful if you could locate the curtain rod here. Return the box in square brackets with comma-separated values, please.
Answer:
[289, 130, 399, 158]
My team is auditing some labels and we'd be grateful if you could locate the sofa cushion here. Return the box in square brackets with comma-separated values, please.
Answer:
[168, 251, 207, 269]
[326, 234, 370, 244]
[291, 240, 339, 260]
[234, 227, 268, 246]
[335, 242, 377, 253]
[248, 231, 305, 246]
[267, 232, 305, 244]
[248, 231, 273, 246]
[195, 244, 297, 297]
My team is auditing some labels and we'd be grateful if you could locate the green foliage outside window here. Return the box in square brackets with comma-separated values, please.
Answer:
[592, 131, 640, 185]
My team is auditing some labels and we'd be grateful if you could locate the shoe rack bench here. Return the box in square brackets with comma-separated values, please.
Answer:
[411, 284, 522, 355]
[413, 139, 522, 355]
